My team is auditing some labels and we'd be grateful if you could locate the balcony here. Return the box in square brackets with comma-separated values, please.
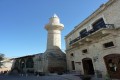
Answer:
[69, 24, 115, 47]
[87, 24, 115, 39]
[69, 36, 81, 45]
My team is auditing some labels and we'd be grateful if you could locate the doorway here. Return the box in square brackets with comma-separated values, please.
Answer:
[104, 54, 120, 79]
[82, 58, 95, 75]
[71, 61, 75, 70]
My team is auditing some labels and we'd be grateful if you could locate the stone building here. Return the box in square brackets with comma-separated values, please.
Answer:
[0, 58, 13, 73]
[65, 0, 120, 79]
[11, 54, 35, 73]
[11, 14, 66, 74]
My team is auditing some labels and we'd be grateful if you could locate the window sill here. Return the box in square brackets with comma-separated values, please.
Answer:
[82, 53, 89, 55]
[103, 46, 116, 50]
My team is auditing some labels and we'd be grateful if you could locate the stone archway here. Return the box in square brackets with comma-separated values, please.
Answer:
[14, 59, 19, 69]
[26, 58, 34, 68]
[20, 59, 25, 70]
[104, 54, 120, 79]
[82, 58, 95, 75]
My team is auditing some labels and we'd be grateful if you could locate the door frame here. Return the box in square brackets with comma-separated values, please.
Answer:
[82, 58, 95, 75]
[104, 54, 120, 79]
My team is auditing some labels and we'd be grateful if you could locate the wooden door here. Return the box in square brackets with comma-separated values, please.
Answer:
[104, 54, 120, 79]
[82, 58, 95, 75]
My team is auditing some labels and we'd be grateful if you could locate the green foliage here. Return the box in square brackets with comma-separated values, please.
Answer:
[0, 53, 4, 60]
[0, 53, 5, 68]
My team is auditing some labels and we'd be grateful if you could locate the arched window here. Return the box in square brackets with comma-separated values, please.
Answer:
[26, 58, 34, 68]
[70, 53, 74, 57]
[20, 59, 25, 69]
[14, 59, 19, 68]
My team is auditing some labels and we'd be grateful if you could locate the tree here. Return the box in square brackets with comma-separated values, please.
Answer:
[0, 53, 4, 68]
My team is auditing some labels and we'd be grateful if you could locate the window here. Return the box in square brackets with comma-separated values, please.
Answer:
[26, 58, 34, 68]
[82, 49, 88, 53]
[103, 41, 114, 48]
[80, 29, 89, 38]
[92, 18, 106, 31]
[70, 53, 74, 57]
[20, 59, 25, 68]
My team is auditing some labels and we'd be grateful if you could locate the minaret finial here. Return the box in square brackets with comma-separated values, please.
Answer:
[53, 13, 58, 18]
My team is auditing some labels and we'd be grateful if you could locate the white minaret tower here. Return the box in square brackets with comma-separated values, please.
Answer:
[43, 14, 66, 73]
[45, 14, 64, 50]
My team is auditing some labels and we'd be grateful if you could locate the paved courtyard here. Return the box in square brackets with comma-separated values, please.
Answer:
[0, 74, 81, 80]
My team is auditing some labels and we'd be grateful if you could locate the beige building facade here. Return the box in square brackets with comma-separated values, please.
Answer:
[0, 58, 13, 73]
[65, 0, 120, 79]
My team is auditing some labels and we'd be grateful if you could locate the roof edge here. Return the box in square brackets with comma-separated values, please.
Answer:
[65, 0, 116, 39]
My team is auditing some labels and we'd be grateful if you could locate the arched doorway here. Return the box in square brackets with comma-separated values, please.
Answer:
[26, 58, 34, 68]
[82, 58, 95, 75]
[11, 59, 20, 74]
[104, 54, 120, 79]
[14, 59, 19, 69]
[20, 59, 25, 71]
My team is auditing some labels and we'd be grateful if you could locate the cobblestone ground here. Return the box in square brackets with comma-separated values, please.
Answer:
[0, 74, 81, 80]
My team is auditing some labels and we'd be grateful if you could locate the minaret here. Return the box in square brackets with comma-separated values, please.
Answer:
[45, 14, 64, 50]
[43, 14, 66, 73]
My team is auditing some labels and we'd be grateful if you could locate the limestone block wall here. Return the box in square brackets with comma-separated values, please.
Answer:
[34, 54, 44, 72]
[44, 49, 66, 73]
[104, 0, 120, 28]
[66, 32, 120, 75]
[65, 0, 120, 50]
[65, 0, 120, 78]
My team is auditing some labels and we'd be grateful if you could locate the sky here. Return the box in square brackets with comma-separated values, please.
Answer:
[0, 0, 108, 58]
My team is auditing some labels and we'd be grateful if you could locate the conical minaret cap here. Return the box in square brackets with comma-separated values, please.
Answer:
[45, 14, 64, 30]
[49, 14, 60, 24]
[52, 14, 59, 18]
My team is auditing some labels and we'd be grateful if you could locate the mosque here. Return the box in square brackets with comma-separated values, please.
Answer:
[9, 0, 120, 79]
[11, 14, 66, 74]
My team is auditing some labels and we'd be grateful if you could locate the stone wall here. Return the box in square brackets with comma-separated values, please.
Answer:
[65, 0, 120, 78]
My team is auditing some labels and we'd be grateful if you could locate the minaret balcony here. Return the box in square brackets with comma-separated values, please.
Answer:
[69, 24, 116, 48]
[45, 23, 64, 30]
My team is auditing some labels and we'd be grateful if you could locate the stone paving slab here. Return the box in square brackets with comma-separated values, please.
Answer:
[0, 74, 81, 80]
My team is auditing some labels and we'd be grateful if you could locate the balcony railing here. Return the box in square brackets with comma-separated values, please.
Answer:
[69, 36, 80, 45]
[69, 24, 114, 45]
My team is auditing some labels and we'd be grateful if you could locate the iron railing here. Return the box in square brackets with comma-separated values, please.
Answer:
[69, 24, 114, 45]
